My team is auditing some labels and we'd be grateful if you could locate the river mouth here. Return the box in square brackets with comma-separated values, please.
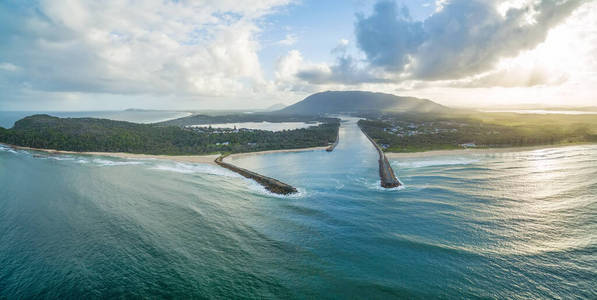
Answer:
[1, 117, 596, 298]
[225, 117, 385, 191]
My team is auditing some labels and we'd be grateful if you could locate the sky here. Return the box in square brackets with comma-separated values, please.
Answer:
[0, 0, 595, 111]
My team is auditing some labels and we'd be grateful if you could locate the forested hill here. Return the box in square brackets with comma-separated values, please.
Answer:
[275, 91, 450, 115]
[0, 115, 339, 155]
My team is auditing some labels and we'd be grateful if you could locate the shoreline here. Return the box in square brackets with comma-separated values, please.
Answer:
[1, 143, 326, 165]
[2, 143, 220, 165]
[385, 143, 596, 158]
[5, 142, 594, 163]
[224, 146, 326, 161]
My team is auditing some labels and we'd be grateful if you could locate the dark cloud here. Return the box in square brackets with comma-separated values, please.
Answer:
[355, 1, 425, 71]
[355, 0, 583, 80]
[296, 55, 388, 85]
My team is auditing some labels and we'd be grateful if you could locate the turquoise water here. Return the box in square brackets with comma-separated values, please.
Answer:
[1, 119, 596, 298]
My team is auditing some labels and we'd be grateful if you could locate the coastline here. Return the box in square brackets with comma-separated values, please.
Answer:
[385, 143, 595, 158]
[1, 143, 219, 165]
[1, 143, 326, 165]
[6, 142, 593, 163]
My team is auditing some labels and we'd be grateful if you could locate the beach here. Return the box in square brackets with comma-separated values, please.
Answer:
[1, 143, 327, 165]
[2, 143, 220, 165]
[6, 141, 591, 163]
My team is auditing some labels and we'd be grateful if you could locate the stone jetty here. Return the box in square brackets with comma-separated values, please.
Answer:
[358, 125, 402, 188]
[215, 154, 298, 195]
[326, 129, 340, 152]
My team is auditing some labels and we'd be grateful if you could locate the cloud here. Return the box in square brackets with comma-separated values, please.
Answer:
[355, 0, 583, 80]
[355, 1, 425, 72]
[280, 0, 585, 89]
[276, 33, 298, 46]
[296, 55, 387, 85]
[0, 62, 19, 72]
[275, 40, 387, 86]
[0, 0, 291, 99]
[449, 68, 568, 88]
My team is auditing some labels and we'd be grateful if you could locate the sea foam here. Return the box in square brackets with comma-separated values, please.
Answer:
[151, 162, 240, 178]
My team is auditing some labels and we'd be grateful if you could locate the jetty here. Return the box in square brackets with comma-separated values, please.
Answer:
[326, 128, 340, 152]
[215, 154, 298, 195]
[358, 125, 402, 188]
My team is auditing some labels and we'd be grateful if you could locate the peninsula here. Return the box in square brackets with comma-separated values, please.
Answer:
[0, 114, 339, 155]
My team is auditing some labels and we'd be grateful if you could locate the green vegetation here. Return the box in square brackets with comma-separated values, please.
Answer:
[358, 112, 597, 152]
[0, 115, 339, 155]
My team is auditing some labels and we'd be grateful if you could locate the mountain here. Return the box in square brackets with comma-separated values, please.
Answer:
[275, 91, 449, 115]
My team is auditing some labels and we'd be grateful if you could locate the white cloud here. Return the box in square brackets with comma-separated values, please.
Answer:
[354, 0, 583, 80]
[0, 0, 291, 101]
[0, 62, 19, 72]
[276, 33, 298, 46]
[1, 0, 595, 110]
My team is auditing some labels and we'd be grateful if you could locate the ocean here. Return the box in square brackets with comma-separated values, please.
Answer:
[0, 115, 595, 298]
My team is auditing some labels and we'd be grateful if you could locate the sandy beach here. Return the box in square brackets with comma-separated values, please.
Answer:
[6, 142, 592, 163]
[2, 143, 220, 165]
[385, 143, 594, 158]
[1, 143, 327, 165]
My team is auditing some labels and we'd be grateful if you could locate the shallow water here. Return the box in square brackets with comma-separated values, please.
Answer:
[189, 121, 321, 131]
[1, 119, 595, 298]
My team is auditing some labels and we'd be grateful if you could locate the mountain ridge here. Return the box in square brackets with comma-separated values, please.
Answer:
[275, 91, 449, 115]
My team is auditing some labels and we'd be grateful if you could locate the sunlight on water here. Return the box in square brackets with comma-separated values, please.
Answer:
[0, 120, 595, 298]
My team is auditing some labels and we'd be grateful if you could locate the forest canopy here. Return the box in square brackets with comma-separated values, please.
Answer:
[0, 115, 339, 155]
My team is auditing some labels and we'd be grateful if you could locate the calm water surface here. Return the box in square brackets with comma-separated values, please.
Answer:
[189, 121, 321, 131]
[1, 118, 595, 298]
